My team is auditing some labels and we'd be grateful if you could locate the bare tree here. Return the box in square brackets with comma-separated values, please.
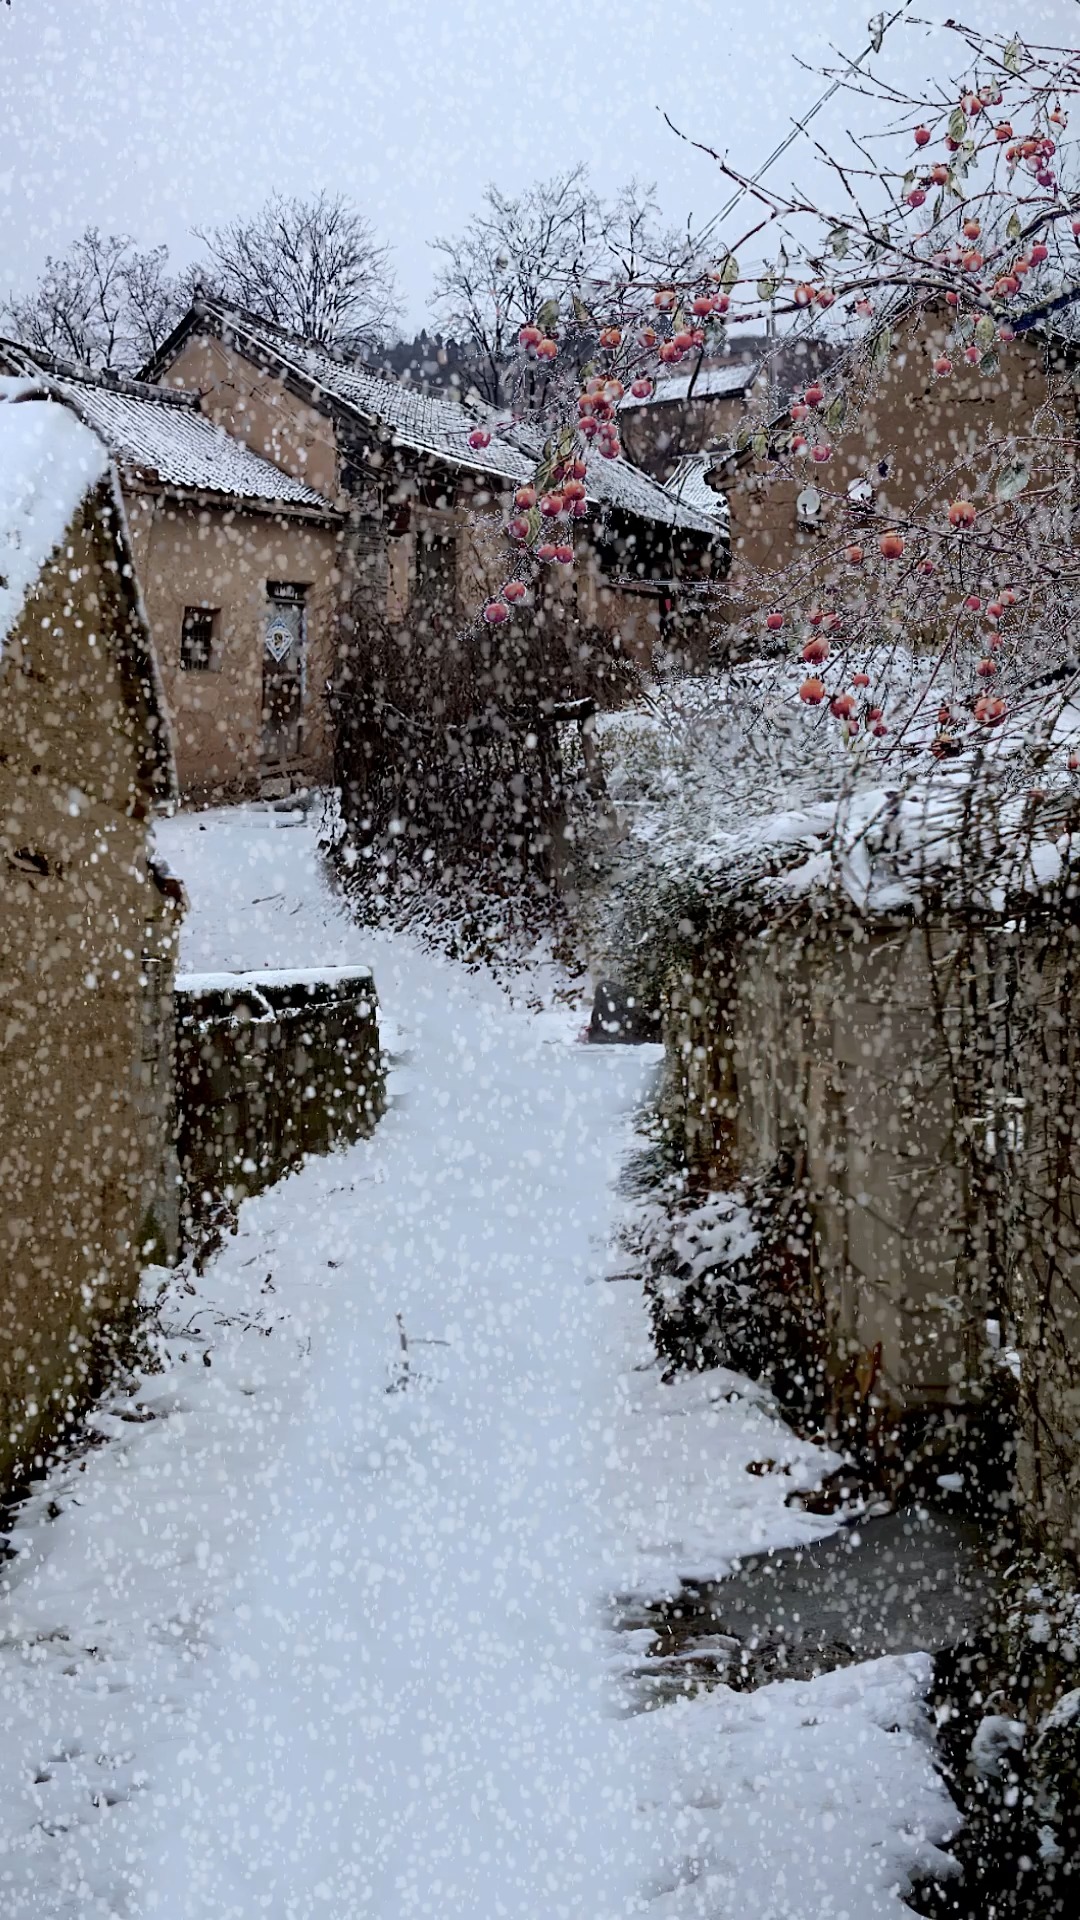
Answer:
[123, 249, 199, 368]
[3, 227, 187, 371]
[431, 168, 684, 403]
[195, 191, 400, 351]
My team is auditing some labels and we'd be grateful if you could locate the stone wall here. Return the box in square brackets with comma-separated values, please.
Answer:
[660, 913, 1080, 1559]
[174, 966, 384, 1240]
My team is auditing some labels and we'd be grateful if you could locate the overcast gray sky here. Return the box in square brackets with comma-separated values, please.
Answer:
[3, 0, 1076, 331]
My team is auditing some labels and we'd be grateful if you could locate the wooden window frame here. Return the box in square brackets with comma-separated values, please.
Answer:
[180, 605, 220, 672]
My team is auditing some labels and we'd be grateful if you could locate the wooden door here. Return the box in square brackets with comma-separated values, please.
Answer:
[261, 591, 306, 771]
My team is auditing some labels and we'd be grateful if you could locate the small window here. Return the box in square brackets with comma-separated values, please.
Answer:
[180, 606, 218, 671]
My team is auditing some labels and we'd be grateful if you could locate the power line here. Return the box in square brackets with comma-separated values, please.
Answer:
[693, 4, 915, 255]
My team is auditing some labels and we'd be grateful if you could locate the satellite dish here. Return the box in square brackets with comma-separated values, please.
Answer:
[796, 485, 822, 520]
[847, 477, 874, 504]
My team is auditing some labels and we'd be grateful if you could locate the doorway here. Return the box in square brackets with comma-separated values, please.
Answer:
[261, 582, 307, 780]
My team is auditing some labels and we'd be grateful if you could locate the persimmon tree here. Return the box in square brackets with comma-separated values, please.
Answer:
[504, 35, 1080, 1901]
[490, 22, 1080, 754]
[336, 19, 1080, 948]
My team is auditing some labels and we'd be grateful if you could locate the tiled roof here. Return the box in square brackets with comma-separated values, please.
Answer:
[199, 301, 719, 535]
[621, 363, 760, 409]
[501, 411, 721, 536]
[663, 454, 730, 525]
[0, 342, 335, 512]
[59, 379, 335, 509]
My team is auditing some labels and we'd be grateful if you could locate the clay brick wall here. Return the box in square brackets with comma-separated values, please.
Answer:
[663, 912, 1080, 1560]
[719, 314, 1070, 616]
[620, 389, 753, 478]
[159, 333, 342, 502]
[123, 492, 340, 798]
[0, 490, 178, 1491]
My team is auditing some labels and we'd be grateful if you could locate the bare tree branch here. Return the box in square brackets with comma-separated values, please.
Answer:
[3, 227, 188, 370]
[195, 191, 401, 352]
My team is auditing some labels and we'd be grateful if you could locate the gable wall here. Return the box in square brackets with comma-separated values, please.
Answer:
[123, 491, 340, 797]
[159, 334, 342, 502]
[721, 317, 1067, 615]
[0, 493, 177, 1491]
[620, 386, 757, 479]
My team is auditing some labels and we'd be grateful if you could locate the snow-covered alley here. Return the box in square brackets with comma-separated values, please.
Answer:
[0, 806, 957, 1919]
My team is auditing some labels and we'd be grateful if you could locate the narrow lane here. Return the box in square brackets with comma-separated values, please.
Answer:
[0, 805, 957, 1919]
[142, 827, 655, 1918]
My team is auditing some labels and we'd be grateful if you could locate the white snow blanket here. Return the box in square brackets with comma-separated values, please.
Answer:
[0, 805, 957, 1918]
[0, 382, 110, 654]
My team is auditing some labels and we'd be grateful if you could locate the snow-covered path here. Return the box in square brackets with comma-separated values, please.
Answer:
[0, 806, 957, 1919]
[147, 815, 661, 1920]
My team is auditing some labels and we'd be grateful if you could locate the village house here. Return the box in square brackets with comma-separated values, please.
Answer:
[703, 305, 1074, 623]
[140, 295, 726, 681]
[616, 334, 837, 482]
[0, 379, 179, 1493]
[0, 342, 343, 801]
[618, 360, 765, 478]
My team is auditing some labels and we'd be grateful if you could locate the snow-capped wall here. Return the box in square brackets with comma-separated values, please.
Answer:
[174, 966, 384, 1243]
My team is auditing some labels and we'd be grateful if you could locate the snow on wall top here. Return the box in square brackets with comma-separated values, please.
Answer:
[0, 381, 110, 654]
[175, 966, 374, 992]
[203, 302, 719, 535]
[597, 663, 1080, 978]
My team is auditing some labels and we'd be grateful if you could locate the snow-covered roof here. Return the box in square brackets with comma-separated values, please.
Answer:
[500, 410, 722, 536]
[599, 661, 1080, 974]
[0, 379, 177, 800]
[179, 300, 720, 536]
[0, 379, 110, 654]
[663, 454, 730, 526]
[712, 777, 1076, 922]
[0, 344, 335, 512]
[622, 363, 760, 409]
[61, 380, 335, 510]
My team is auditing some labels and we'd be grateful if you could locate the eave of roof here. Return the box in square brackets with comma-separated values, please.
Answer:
[620, 363, 760, 409]
[145, 296, 724, 538]
[0, 338, 338, 517]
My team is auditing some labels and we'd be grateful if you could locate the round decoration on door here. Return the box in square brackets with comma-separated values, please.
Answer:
[264, 617, 294, 662]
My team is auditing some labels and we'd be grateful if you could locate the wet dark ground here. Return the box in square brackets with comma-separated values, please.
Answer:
[617, 1506, 1000, 1708]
